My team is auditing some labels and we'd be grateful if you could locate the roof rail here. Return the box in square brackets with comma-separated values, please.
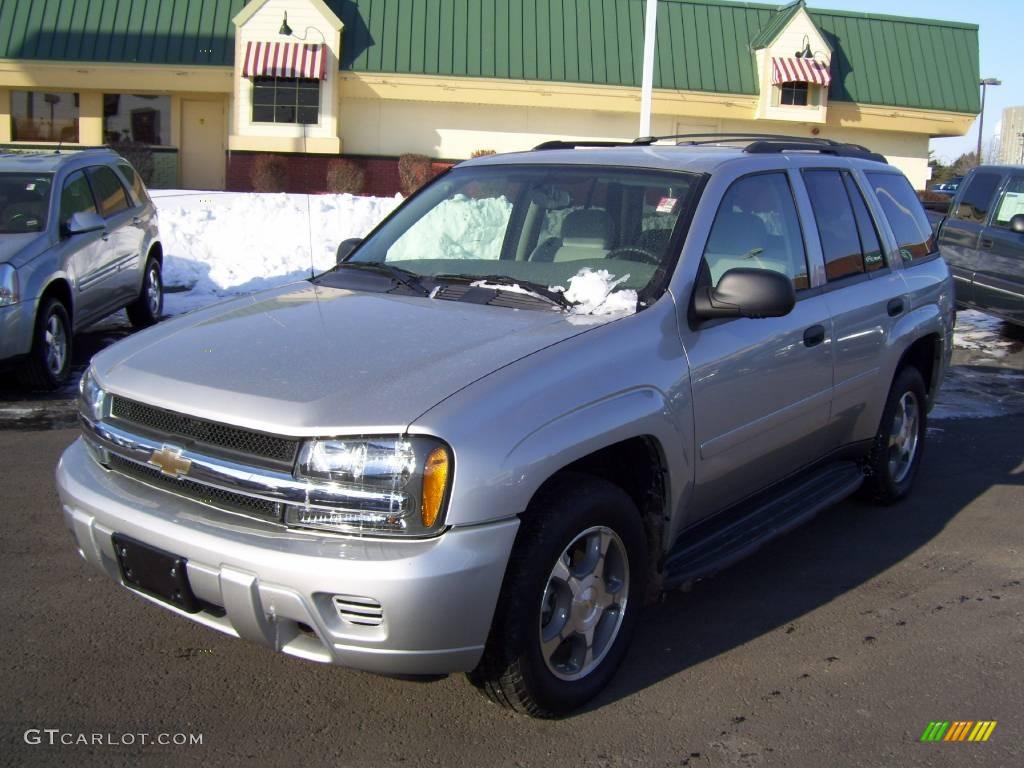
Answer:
[638, 133, 888, 163]
[532, 139, 656, 150]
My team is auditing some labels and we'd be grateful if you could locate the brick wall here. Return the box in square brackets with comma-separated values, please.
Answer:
[225, 152, 453, 196]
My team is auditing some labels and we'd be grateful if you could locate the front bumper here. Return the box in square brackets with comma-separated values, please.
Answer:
[56, 438, 518, 675]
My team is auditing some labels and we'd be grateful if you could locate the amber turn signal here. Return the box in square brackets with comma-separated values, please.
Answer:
[421, 446, 450, 528]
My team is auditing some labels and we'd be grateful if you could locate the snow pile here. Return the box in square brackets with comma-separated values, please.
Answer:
[388, 195, 513, 261]
[152, 191, 401, 298]
[557, 268, 638, 316]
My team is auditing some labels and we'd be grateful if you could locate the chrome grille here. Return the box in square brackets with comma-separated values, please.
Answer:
[107, 454, 284, 523]
[110, 396, 299, 468]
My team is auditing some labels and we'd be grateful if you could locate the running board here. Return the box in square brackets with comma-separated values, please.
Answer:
[663, 461, 864, 588]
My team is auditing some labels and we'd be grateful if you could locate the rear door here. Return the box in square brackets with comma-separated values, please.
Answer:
[975, 173, 1024, 323]
[85, 165, 142, 305]
[798, 168, 908, 448]
[56, 170, 107, 325]
[940, 170, 1004, 305]
[683, 171, 835, 517]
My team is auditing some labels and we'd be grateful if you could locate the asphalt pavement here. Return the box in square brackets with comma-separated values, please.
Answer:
[1, 413, 1022, 767]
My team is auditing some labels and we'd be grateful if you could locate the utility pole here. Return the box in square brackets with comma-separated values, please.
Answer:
[977, 78, 1001, 164]
[639, 0, 658, 138]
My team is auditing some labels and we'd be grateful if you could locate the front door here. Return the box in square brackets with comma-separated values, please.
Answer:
[180, 100, 225, 190]
[977, 174, 1024, 324]
[682, 171, 835, 519]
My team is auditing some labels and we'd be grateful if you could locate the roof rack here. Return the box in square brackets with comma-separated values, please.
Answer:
[532, 133, 887, 164]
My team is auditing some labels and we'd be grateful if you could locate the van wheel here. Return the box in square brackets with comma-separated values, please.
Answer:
[861, 366, 927, 504]
[467, 474, 647, 717]
[127, 257, 163, 328]
[18, 297, 72, 391]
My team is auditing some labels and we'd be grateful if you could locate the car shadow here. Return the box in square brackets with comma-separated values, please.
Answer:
[583, 415, 1024, 714]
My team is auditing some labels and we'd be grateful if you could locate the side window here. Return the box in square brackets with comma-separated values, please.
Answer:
[117, 162, 148, 206]
[992, 176, 1024, 229]
[842, 173, 885, 272]
[802, 170, 864, 281]
[953, 172, 1002, 224]
[59, 171, 98, 226]
[86, 166, 130, 218]
[702, 172, 809, 290]
[865, 173, 936, 263]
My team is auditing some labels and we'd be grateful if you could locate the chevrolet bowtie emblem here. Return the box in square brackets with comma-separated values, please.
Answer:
[148, 446, 192, 478]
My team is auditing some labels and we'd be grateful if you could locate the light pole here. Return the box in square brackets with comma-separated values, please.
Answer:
[977, 77, 1001, 163]
[638, 0, 658, 138]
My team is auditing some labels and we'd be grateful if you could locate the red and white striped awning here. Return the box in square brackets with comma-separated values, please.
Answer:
[771, 57, 831, 87]
[242, 41, 327, 80]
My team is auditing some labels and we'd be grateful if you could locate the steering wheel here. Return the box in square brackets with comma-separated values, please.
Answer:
[1, 211, 29, 230]
[605, 245, 660, 265]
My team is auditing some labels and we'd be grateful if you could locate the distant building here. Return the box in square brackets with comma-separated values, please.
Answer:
[0, 0, 980, 192]
[996, 106, 1024, 165]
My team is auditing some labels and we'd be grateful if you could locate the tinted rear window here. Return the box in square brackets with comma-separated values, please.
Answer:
[865, 173, 936, 263]
[86, 165, 130, 218]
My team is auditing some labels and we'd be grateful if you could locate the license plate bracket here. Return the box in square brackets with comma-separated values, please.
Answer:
[112, 534, 201, 614]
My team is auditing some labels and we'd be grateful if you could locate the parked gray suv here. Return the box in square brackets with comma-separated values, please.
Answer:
[56, 136, 953, 717]
[0, 149, 163, 389]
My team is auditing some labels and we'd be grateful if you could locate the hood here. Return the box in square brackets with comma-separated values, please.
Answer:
[92, 282, 600, 434]
[0, 233, 46, 266]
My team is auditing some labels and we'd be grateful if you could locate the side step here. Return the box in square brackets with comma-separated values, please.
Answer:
[663, 461, 864, 588]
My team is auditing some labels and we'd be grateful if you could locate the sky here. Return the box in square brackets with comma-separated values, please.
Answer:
[806, 0, 1023, 163]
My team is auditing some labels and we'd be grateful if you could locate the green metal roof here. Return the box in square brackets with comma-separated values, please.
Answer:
[0, 0, 980, 114]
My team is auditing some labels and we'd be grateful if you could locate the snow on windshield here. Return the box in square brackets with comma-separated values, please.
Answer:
[388, 194, 513, 261]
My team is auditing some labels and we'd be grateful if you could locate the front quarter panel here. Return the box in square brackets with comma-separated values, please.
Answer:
[410, 298, 694, 539]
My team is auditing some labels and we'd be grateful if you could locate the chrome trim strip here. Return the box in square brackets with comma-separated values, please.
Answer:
[81, 416, 408, 513]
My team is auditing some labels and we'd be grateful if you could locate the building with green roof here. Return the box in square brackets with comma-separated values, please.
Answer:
[0, 0, 980, 191]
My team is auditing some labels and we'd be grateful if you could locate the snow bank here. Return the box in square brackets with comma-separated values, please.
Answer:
[152, 190, 401, 297]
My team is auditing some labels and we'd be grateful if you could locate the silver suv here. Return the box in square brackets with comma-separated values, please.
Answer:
[0, 149, 163, 389]
[56, 136, 953, 717]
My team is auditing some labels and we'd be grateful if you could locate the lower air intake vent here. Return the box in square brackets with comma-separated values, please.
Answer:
[332, 595, 384, 627]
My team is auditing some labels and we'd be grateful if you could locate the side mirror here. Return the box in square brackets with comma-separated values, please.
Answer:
[693, 268, 796, 320]
[1010, 214, 1024, 234]
[64, 211, 106, 237]
[336, 237, 362, 264]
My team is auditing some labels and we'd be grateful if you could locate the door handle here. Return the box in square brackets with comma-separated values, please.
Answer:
[887, 298, 905, 317]
[101, 231, 110, 241]
[980, 237, 994, 249]
[132, 216, 142, 225]
[803, 324, 826, 348]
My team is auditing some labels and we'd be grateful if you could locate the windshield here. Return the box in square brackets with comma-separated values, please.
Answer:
[346, 164, 700, 310]
[0, 172, 52, 234]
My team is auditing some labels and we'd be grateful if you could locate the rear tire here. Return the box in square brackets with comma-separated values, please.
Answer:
[126, 256, 163, 328]
[17, 297, 72, 391]
[467, 473, 647, 717]
[860, 366, 927, 504]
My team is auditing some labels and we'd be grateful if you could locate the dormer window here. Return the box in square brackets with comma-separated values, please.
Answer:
[780, 82, 809, 106]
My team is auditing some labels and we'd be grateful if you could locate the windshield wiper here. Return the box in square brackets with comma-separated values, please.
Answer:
[333, 262, 431, 296]
[434, 273, 575, 310]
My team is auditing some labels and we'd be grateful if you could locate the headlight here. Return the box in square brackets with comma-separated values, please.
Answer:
[78, 367, 107, 422]
[0, 264, 19, 307]
[290, 437, 452, 537]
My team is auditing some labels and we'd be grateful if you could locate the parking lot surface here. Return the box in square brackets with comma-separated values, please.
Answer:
[2, 411, 1021, 767]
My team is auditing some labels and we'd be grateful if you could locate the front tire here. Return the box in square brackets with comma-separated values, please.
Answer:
[861, 366, 927, 504]
[18, 297, 72, 391]
[468, 474, 647, 717]
[126, 256, 163, 328]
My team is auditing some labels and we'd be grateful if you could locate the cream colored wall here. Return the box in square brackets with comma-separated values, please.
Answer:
[231, 0, 342, 152]
[340, 98, 931, 188]
[756, 9, 831, 124]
